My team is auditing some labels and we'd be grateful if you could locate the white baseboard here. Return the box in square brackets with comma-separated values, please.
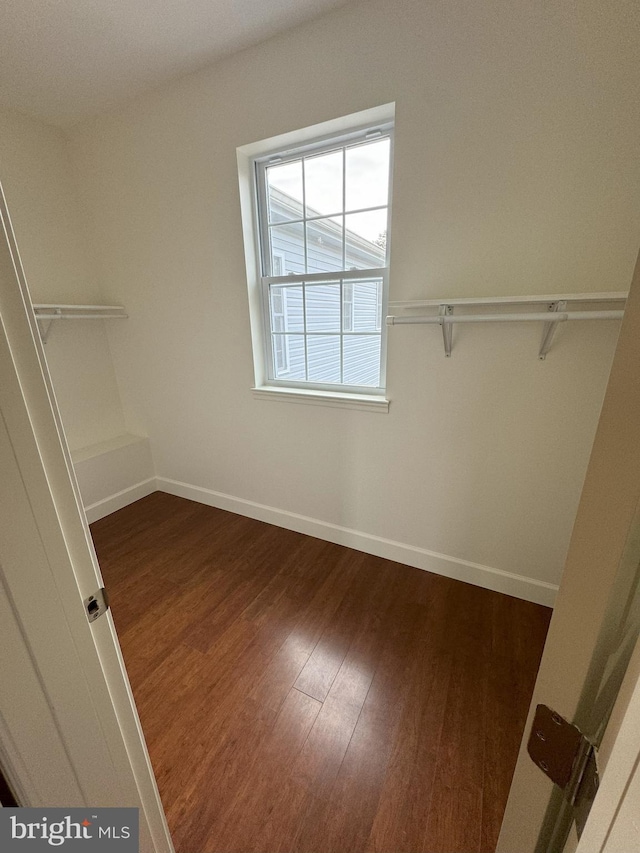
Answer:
[84, 477, 158, 524]
[156, 476, 557, 607]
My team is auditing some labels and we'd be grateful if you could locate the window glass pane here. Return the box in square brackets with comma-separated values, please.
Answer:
[345, 210, 387, 270]
[272, 335, 306, 379]
[343, 335, 381, 387]
[304, 150, 343, 218]
[306, 218, 344, 273]
[305, 283, 340, 333]
[267, 161, 303, 223]
[270, 284, 304, 333]
[345, 138, 390, 212]
[307, 335, 341, 383]
[269, 222, 305, 274]
[347, 280, 382, 332]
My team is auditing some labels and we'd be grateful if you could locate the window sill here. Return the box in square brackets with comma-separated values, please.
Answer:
[252, 385, 390, 413]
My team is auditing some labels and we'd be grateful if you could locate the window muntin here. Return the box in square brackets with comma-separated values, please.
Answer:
[256, 127, 392, 394]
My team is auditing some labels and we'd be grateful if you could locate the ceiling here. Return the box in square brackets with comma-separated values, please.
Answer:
[0, 0, 349, 127]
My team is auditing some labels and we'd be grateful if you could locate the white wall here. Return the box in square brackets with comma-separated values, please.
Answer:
[0, 107, 127, 451]
[68, 0, 640, 602]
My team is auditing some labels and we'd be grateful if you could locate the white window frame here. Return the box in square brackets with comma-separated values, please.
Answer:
[343, 281, 354, 333]
[237, 104, 395, 412]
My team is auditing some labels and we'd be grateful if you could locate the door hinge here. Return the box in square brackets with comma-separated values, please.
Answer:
[528, 704, 599, 837]
[84, 587, 110, 623]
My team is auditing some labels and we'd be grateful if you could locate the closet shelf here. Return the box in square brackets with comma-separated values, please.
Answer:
[32, 303, 127, 343]
[386, 292, 627, 359]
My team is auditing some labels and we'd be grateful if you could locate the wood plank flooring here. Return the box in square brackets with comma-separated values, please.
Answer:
[91, 492, 551, 853]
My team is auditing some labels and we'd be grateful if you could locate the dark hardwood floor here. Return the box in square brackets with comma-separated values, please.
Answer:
[91, 491, 551, 853]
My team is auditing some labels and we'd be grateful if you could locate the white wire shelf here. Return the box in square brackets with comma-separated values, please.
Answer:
[32, 304, 128, 343]
[388, 291, 628, 309]
[386, 292, 627, 359]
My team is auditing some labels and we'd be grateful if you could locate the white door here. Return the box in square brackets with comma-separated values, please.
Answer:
[498, 244, 640, 852]
[0, 186, 173, 853]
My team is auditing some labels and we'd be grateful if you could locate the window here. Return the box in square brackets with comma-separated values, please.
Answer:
[250, 118, 393, 400]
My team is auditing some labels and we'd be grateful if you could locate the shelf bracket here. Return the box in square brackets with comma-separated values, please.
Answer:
[37, 308, 61, 344]
[439, 304, 453, 357]
[538, 301, 566, 360]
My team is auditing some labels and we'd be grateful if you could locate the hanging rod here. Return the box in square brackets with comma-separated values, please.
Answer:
[32, 303, 128, 344]
[386, 302, 625, 359]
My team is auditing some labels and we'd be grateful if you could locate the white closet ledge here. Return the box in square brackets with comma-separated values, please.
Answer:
[71, 433, 147, 464]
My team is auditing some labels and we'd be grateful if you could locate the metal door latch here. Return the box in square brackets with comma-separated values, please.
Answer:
[528, 704, 599, 837]
[84, 588, 110, 623]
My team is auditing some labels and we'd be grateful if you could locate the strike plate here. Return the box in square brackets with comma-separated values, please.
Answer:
[84, 587, 110, 623]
